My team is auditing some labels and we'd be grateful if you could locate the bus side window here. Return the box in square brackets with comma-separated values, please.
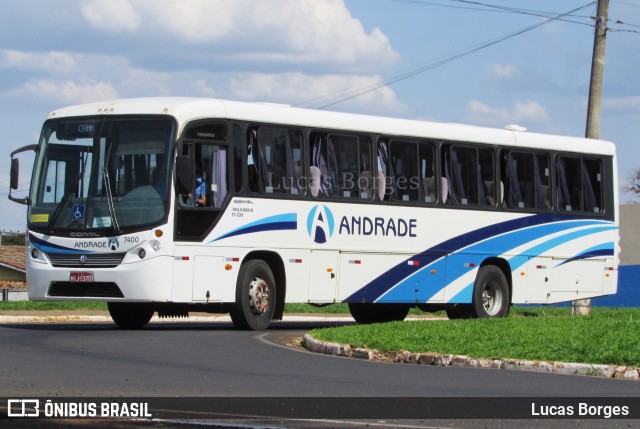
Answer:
[582, 158, 603, 213]
[388, 140, 421, 203]
[250, 127, 303, 195]
[444, 145, 479, 205]
[535, 153, 551, 210]
[479, 148, 495, 206]
[202, 145, 228, 208]
[557, 156, 582, 212]
[311, 133, 370, 199]
[377, 140, 390, 201]
[419, 142, 436, 204]
[502, 151, 550, 211]
[310, 133, 335, 198]
[504, 152, 533, 209]
[357, 138, 373, 200]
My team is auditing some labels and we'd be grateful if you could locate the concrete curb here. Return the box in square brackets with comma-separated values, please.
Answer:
[301, 333, 640, 381]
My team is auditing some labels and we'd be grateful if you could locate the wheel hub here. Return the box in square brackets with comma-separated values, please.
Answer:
[482, 282, 502, 316]
[249, 277, 271, 315]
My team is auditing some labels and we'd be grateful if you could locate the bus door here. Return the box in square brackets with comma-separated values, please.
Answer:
[175, 122, 230, 241]
[308, 250, 338, 303]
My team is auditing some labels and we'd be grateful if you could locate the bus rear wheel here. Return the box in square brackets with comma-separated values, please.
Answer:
[470, 265, 510, 318]
[107, 302, 154, 329]
[348, 303, 410, 324]
[230, 260, 276, 331]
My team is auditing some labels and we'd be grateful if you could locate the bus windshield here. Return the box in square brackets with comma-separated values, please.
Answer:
[28, 116, 175, 234]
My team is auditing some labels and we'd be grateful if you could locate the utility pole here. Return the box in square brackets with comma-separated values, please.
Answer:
[573, 0, 609, 316]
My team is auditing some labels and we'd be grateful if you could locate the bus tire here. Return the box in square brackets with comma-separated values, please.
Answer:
[230, 260, 276, 331]
[471, 265, 510, 318]
[348, 303, 410, 324]
[107, 302, 154, 329]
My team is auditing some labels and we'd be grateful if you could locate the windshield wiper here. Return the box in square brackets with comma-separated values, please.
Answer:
[47, 187, 75, 234]
[103, 167, 121, 234]
[47, 149, 91, 234]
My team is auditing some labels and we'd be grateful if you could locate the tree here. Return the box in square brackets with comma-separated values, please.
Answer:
[624, 168, 640, 195]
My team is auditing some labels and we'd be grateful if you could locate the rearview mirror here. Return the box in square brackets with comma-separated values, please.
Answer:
[8, 143, 37, 205]
[10, 158, 19, 190]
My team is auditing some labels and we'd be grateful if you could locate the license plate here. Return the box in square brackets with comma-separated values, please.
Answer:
[69, 272, 94, 282]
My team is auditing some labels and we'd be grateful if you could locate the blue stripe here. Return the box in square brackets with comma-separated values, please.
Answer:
[210, 213, 298, 242]
[556, 243, 615, 267]
[345, 214, 616, 304]
[29, 233, 88, 254]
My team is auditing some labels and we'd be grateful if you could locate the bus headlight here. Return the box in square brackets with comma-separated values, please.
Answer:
[151, 240, 161, 252]
[31, 248, 40, 259]
[138, 248, 147, 259]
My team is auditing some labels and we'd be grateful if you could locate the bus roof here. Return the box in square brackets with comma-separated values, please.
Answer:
[48, 97, 615, 156]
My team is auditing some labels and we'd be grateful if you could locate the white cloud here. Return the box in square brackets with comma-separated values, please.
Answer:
[13, 79, 118, 104]
[82, 0, 140, 33]
[191, 80, 218, 98]
[0, 48, 402, 113]
[464, 99, 550, 127]
[227, 72, 403, 112]
[488, 63, 517, 80]
[604, 96, 640, 112]
[0, 50, 77, 73]
[83, 0, 398, 71]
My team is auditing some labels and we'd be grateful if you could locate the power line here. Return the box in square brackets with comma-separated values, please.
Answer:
[304, 2, 596, 110]
[609, 19, 640, 33]
[386, 0, 595, 25]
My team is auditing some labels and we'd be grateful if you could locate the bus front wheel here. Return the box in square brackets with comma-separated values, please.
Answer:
[107, 302, 154, 329]
[471, 265, 510, 318]
[348, 303, 410, 324]
[230, 260, 276, 331]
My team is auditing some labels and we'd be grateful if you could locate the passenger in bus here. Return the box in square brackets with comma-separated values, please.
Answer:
[193, 168, 207, 207]
[182, 167, 207, 207]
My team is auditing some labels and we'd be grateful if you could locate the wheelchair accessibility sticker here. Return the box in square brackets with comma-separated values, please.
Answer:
[72, 205, 86, 221]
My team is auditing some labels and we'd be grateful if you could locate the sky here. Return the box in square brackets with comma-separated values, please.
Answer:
[0, 0, 638, 231]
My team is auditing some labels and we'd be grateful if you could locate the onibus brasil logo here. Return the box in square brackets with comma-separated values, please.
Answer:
[306, 204, 335, 244]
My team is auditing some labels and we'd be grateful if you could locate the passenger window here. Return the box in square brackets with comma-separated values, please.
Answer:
[441, 145, 495, 207]
[557, 156, 583, 212]
[389, 141, 420, 202]
[536, 154, 551, 209]
[248, 127, 303, 195]
[178, 143, 229, 209]
[502, 151, 550, 210]
[504, 152, 534, 209]
[175, 131, 230, 240]
[443, 145, 479, 205]
[378, 140, 435, 204]
[581, 158, 603, 213]
[479, 148, 495, 206]
[419, 142, 436, 204]
[310, 133, 371, 199]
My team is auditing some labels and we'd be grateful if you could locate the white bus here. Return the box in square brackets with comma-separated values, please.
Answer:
[9, 98, 619, 330]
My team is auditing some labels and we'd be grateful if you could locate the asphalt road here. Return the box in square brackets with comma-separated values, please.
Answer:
[1, 319, 639, 428]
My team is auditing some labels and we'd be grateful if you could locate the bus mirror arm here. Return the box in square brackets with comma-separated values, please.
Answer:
[8, 144, 37, 205]
[175, 155, 193, 195]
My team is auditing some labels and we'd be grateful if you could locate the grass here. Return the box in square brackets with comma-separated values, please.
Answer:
[0, 301, 107, 311]
[2, 301, 637, 366]
[309, 307, 640, 367]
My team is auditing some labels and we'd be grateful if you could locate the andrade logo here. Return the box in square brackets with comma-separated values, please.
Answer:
[108, 237, 119, 251]
[307, 205, 335, 244]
